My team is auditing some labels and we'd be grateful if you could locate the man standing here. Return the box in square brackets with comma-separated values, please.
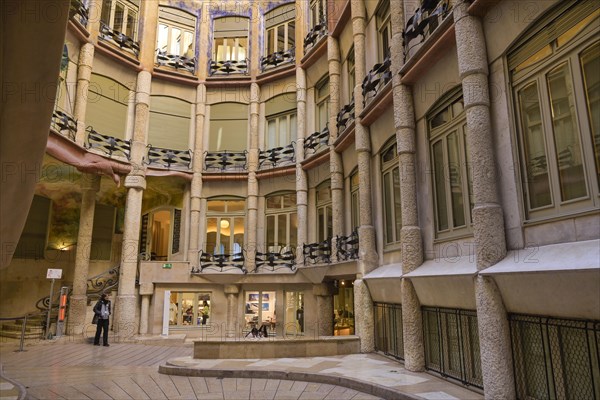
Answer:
[93, 293, 111, 346]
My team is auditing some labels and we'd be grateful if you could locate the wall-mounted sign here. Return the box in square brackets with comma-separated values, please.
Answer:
[163, 263, 172, 269]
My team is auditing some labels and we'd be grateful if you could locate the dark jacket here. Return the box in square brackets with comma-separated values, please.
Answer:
[92, 299, 111, 324]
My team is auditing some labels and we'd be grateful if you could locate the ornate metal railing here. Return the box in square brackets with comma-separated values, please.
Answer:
[99, 21, 140, 58]
[303, 239, 332, 265]
[156, 51, 196, 74]
[204, 151, 247, 172]
[304, 20, 327, 54]
[337, 230, 359, 261]
[69, 0, 89, 26]
[51, 109, 77, 141]
[258, 143, 296, 168]
[86, 127, 131, 159]
[146, 145, 192, 170]
[304, 127, 329, 156]
[208, 59, 249, 76]
[403, 0, 452, 58]
[336, 98, 355, 133]
[86, 266, 120, 301]
[192, 252, 247, 274]
[260, 47, 295, 72]
[362, 54, 392, 107]
[255, 249, 296, 272]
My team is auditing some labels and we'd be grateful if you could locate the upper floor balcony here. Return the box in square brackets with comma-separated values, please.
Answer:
[51, 109, 77, 142]
[362, 54, 392, 108]
[336, 99, 355, 134]
[303, 20, 327, 55]
[99, 21, 140, 59]
[156, 51, 196, 75]
[255, 249, 296, 273]
[204, 151, 248, 172]
[258, 143, 296, 169]
[260, 48, 296, 73]
[145, 145, 192, 171]
[403, 0, 452, 60]
[304, 127, 329, 157]
[85, 127, 131, 160]
[208, 59, 249, 77]
[192, 251, 247, 274]
[69, 0, 89, 27]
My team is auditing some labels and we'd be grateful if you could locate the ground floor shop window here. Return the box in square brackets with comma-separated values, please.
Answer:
[168, 292, 211, 327]
[334, 280, 354, 335]
[284, 291, 304, 335]
[244, 291, 276, 335]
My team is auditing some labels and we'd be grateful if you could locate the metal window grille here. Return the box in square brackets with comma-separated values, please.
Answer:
[510, 314, 600, 400]
[374, 303, 404, 361]
[422, 307, 483, 389]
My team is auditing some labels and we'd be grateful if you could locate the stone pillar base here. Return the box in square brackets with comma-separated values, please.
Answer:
[353, 279, 374, 352]
[316, 295, 333, 336]
[114, 294, 138, 340]
[67, 295, 88, 335]
[401, 279, 425, 371]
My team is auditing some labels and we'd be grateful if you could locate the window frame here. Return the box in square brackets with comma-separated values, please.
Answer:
[212, 17, 249, 63]
[375, 0, 391, 61]
[350, 169, 360, 231]
[309, 0, 327, 29]
[168, 291, 211, 328]
[265, 110, 297, 149]
[315, 77, 330, 132]
[206, 198, 246, 255]
[156, 7, 196, 59]
[381, 140, 402, 246]
[100, 0, 139, 40]
[347, 47, 355, 103]
[316, 181, 333, 242]
[265, 192, 298, 253]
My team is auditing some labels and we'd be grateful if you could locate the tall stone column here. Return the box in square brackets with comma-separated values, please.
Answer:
[188, 84, 206, 267]
[390, 0, 425, 372]
[313, 283, 334, 336]
[115, 70, 151, 337]
[350, 0, 377, 353]
[454, 2, 514, 398]
[246, 83, 260, 271]
[138, 283, 153, 335]
[224, 285, 240, 338]
[296, 68, 309, 265]
[67, 174, 100, 334]
[73, 43, 94, 146]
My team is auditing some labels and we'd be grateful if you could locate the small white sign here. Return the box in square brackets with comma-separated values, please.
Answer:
[46, 269, 63, 279]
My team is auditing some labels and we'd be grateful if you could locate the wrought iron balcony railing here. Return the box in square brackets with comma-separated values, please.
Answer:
[258, 143, 296, 169]
[208, 59, 249, 76]
[337, 230, 359, 261]
[204, 151, 248, 172]
[146, 145, 192, 170]
[192, 251, 247, 274]
[51, 110, 77, 141]
[99, 21, 140, 58]
[85, 127, 131, 159]
[69, 0, 89, 26]
[255, 249, 296, 272]
[362, 54, 392, 107]
[303, 239, 332, 265]
[260, 47, 295, 72]
[403, 0, 451, 58]
[156, 50, 196, 74]
[336, 98, 355, 133]
[304, 20, 327, 54]
[304, 127, 329, 156]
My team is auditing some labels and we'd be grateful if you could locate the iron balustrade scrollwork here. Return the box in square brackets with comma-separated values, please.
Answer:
[336, 230, 359, 261]
[156, 50, 196, 74]
[192, 251, 247, 274]
[403, 0, 451, 58]
[255, 249, 296, 272]
[146, 145, 192, 170]
[303, 239, 332, 265]
[362, 54, 392, 107]
[86, 127, 131, 159]
[304, 20, 327, 54]
[258, 143, 296, 168]
[208, 59, 249, 76]
[336, 98, 355, 133]
[260, 47, 295, 72]
[99, 21, 140, 58]
[304, 127, 329, 156]
[86, 266, 120, 301]
[69, 0, 89, 26]
[204, 151, 247, 172]
[51, 109, 77, 141]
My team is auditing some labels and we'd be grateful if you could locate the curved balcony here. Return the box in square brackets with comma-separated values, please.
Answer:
[336, 230, 359, 262]
[191, 251, 247, 274]
[208, 59, 249, 76]
[304, 127, 329, 156]
[98, 21, 140, 58]
[51, 109, 77, 141]
[69, 0, 89, 27]
[145, 145, 192, 170]
[303, 21, 327, 55]
[362, 54, 392, 108]
[303, 239, 332, 265]
[260, 48, 295, 72]
[204, 151, 247, 172]
[156, 51, 196, 74]
[336, 99, 355, 133]
[403, 0, 452, 58]
[255, 249, 296, 272]
[85, 127, 131, 160]
[258, 143, 296, 169]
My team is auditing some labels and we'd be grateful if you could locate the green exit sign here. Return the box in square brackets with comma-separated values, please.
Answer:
[162, 263, 172, 269]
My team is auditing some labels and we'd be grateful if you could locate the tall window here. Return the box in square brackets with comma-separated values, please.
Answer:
[206, 199, 245, 255]
[376, 0, 391, 60]
[139, 208, 182, 260]
[347, 47, 355, 102]
[350, 170, 360, 231]
[100, 0, 139, 39]
[209, 103, 248, 151]
[381, 141, 402, 245]
[157, 7, 196, 58]
[315, 77, 330, 132]
[510, 1, 599, 219]
[316, 181, 333, 242]
[265, 4, 295, 56]
[213, 17, 249, 62]
[310, 0, 326, 28]
[429, 90, 473, 238]
[148, 96, 191, 151]
[266, 111, 297, 149]
[265, 193, 298, 253]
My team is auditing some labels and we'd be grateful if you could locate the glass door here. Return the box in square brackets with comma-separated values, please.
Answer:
[244, 291, 276, 335]
[333, 280, 354, 335]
